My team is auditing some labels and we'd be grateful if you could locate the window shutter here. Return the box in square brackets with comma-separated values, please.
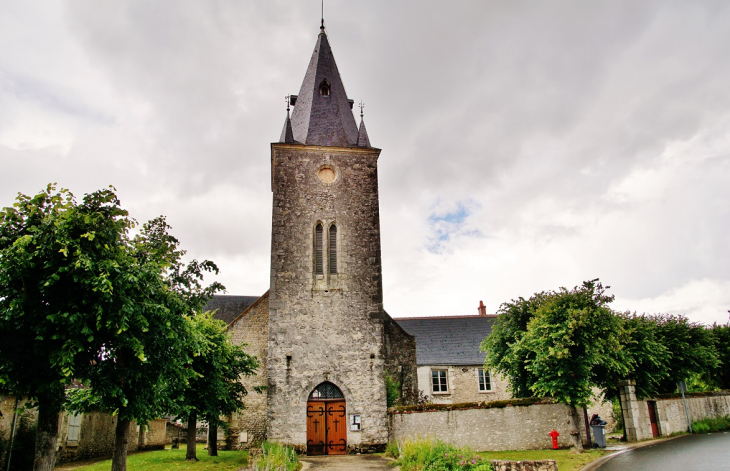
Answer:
[329, 225, 337, 274]
[315, 224, 323, 274]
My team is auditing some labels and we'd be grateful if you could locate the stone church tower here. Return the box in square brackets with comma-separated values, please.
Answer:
[268, 22, 397, 453]
[219, 22, 416, 454]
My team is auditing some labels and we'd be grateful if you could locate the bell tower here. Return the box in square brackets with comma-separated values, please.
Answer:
[266, 22, 389, 452]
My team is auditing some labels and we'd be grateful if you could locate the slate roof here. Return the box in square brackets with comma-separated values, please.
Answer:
[287, 25, 364, 148]
[204, 295, 261, 325]
[394, 316, 496, 366]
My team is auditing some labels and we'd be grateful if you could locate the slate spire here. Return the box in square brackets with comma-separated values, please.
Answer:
[279, 99, 296, 144]
[356, 103, 371, 147]
[289, 25, 359, 147]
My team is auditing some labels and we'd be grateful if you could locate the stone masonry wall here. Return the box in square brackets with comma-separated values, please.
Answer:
[383, 313, 418, 405]
[653, 394, 730, 436]
[227, 292, 270, 449]
[631, 393, 730, 440]
[419, 367, 511, 405]
[389, 402, 589, 451]
[268, 143, 389, 450]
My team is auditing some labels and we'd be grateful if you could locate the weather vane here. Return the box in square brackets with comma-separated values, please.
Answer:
[285, 95, 290, 112]
[359, 101, 365, 118]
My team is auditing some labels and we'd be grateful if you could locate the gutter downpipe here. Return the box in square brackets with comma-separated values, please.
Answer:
[6, 396, 20, 471]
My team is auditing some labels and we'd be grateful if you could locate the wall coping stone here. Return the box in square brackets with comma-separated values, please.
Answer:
[389, 397, 554, 414]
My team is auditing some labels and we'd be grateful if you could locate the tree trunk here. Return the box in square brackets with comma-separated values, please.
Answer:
[207, 420, 218, 456]
[111, 417, 131, 471]
[186, 412, 198, 461]
[569, 406, 584, 453]
[33, 396, 61, 471]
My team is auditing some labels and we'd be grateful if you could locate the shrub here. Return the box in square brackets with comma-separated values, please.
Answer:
[611, 399, 624, 434]
[693, 422, 711, 434]
[386, 376, 401, 407]
[254, 441, 301, 471]
[390, 439, 493, 471]
[692, 415, 730, 434]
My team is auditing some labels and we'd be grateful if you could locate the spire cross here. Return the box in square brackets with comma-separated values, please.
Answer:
[320, 0, 325, 32]
[285, 95, 290, 112]
[359, 101, 365, 118]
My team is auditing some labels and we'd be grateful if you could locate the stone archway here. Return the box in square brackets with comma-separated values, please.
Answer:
[306, 382, 346, 455]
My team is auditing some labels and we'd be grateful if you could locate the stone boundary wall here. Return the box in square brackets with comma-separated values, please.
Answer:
[626, 388, 730, 440]
[389, 401, 589, 451]
[619, 381, 730, 441]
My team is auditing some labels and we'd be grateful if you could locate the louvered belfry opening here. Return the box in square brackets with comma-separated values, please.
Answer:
[329, 225, 337, 274]
[315, 224, 324, 274]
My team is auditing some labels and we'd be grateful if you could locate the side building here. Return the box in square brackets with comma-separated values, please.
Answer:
[394, 302, 511, 404]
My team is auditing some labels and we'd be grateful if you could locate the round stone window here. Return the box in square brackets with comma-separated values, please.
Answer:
[317, 166, 336, 184]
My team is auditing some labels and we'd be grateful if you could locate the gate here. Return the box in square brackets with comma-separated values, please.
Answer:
[648, 401, 660, 438]
[306, 382, 347, 455]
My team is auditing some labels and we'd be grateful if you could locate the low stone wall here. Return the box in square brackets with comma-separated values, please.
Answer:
[389, 399, 589, 451]
[491, 460, 557, 471]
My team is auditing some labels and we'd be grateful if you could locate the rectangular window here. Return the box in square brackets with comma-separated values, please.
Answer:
[478, 369, 492, 392]
[67, 413, 82, 442]
[431, 369, 448, 393]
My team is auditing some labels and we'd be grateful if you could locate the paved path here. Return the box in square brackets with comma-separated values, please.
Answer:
[300, 454, 398, 470]
[595, 431, 730, 471]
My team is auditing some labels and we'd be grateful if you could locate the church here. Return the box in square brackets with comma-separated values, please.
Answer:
[207, 21, 420, 454]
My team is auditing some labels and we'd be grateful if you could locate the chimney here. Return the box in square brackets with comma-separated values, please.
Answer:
[477, 301, 487, 316]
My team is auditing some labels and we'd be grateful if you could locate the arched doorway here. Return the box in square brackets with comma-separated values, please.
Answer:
[306, 382, 346, 455]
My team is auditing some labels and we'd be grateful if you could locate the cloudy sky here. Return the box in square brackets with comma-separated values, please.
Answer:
[2, 1, 729, 325]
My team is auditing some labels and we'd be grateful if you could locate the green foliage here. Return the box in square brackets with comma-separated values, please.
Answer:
[710, 323, 730, 390]
[174, 313, 259, 428]
[594, 313, 671, 401]
[651, 314, 718, 393]
[67, 214, 223, 427]
[0, 185, 134, 416]
[386, 375, 401, 407]
[515, 280, 628, 408]
[254, 441, 301, 471]
[55, 444, 248, 470]
[481, 292, 550, 397]
[389, 439, 493, 471]
[691, 415, 730, 434]
[610, 399, 624, 433]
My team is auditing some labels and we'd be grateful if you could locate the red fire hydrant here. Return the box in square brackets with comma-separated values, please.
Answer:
[549, 429, 560, 449]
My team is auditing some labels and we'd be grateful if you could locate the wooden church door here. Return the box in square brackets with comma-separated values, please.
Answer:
[306, 382, 347, 455]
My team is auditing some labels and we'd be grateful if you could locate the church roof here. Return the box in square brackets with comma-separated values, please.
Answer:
[287, 25, 363, 147]
[205, 295, 260, 325]
[394, 316, 496, 366]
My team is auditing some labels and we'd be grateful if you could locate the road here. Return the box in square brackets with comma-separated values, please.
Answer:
[596, 432, 730, 471]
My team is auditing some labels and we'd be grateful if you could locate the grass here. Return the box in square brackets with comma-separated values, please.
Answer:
[253, 441, 301, 471]
[55, 444, 248, 470]
[387, 439, 611, 471]
[478, 449, 611, 471]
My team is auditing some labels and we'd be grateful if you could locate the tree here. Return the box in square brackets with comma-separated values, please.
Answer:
[710, 321, 730, 390]
[0, 185, 134, 471]
[484, 280, 629, 451]
[481, 291, 550, 398]
[594, 313, 670, 402]
[68, 216, 224, 471]
[651, 314, 718, 393]
[174, 314, 259, 461]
